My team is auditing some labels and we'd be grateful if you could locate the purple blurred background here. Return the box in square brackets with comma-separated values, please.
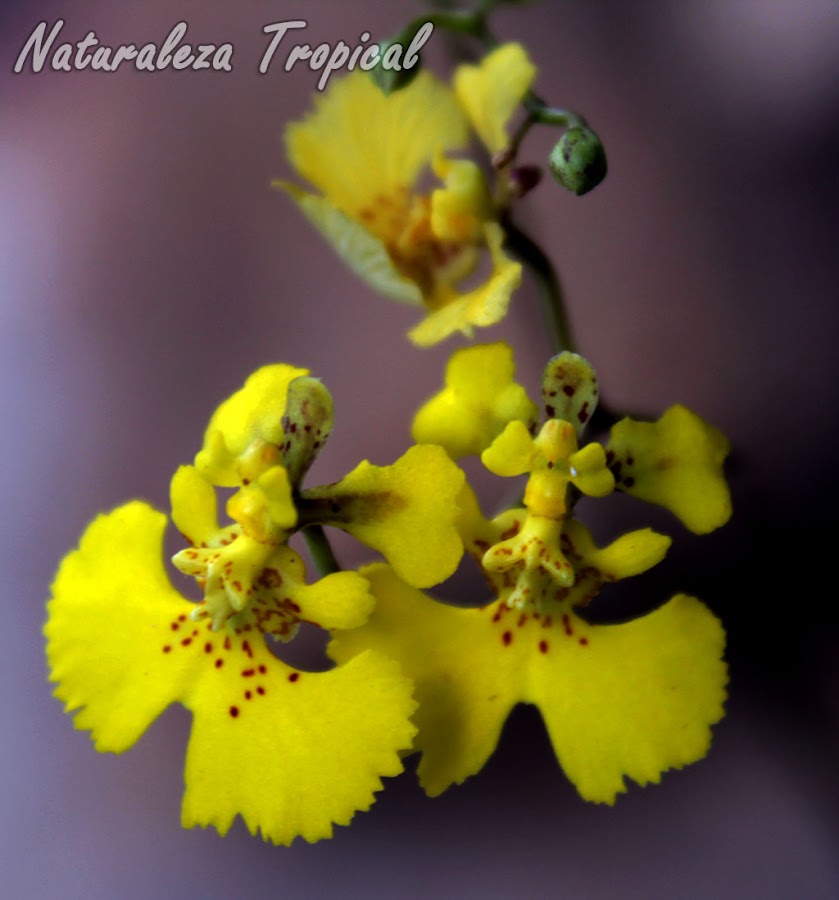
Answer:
[2, 1, 837, 896]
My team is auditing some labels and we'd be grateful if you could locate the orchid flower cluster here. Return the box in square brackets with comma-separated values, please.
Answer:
[46, 12, 732, 848]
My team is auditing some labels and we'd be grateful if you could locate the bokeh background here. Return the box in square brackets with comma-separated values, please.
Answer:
[2, 1, 837, 897]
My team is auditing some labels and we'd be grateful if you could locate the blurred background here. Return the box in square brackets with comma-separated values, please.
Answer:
[1, 0, 837, 896]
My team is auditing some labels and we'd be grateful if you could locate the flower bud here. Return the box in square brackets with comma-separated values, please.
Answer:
[548, 127, 608, 196]
[281, 376, 334, 487]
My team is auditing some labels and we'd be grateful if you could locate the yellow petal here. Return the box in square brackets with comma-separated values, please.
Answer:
[170, 465, 218, 546]
[407, 224, 522, 346]
[430, 155, 492, 243]
[454, 43, 537, 153]
[279, 184, 422, 305]
[47, 504, 416, 845]
[481, 419, 536, 476]
[182, 648, 416, 845]
[569, 443, 615, 497]
[305, 445, 465, 588]
[195, 364, 308, 487]
[529, 598, 727, 803]
[607, 405, 732, 534]
[412, 341, 538, 458]
[285, 70, 467, 218]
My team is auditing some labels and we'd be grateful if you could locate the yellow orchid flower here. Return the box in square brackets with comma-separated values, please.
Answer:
[281, 45, 539, 346]
[330, 508, 727, 804]
[45, 362, 471, 844]
[332, 343, 731, 802]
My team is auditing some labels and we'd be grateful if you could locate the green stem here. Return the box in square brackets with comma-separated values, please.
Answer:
[524, 98, 586, 130]
[301, 525, 341, 576]
[505, 102, 586, 156]
[503, 111, 536, 161]
[502, 218, 575, 354]
[501, 220, 636, 429]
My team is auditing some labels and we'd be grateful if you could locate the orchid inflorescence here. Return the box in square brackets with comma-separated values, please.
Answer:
[46, 4, 731, 847]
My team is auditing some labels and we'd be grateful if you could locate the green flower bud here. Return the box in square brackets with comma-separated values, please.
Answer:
[281, 376, 334, 488]
[548, 127, 608, 196]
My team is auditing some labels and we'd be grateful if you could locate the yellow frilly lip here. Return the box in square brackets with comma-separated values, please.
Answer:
[331, 561, 726, 804]
[45, 501, 417, 845]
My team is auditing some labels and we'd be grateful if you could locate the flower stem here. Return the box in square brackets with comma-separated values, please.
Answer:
[302, 525, 341, 576]
[502, 218, 575, 354]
